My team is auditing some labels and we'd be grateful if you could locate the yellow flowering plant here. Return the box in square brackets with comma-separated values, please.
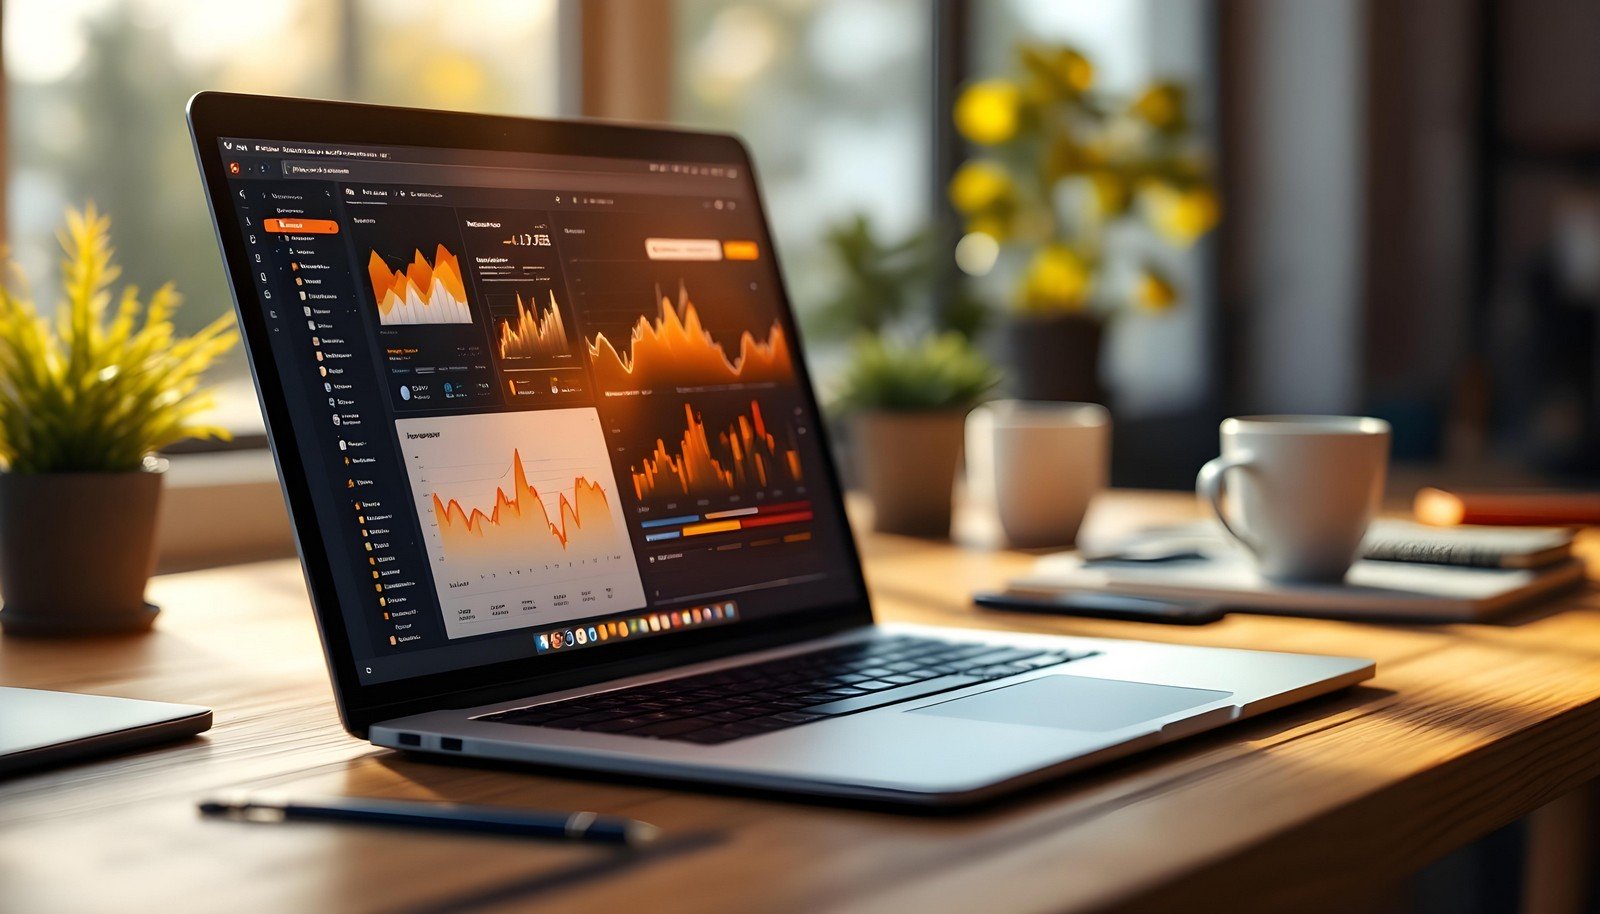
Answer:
[950, 45, 1219, 317]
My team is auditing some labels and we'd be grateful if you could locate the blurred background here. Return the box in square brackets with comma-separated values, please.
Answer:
[3, 0, 1597, 491]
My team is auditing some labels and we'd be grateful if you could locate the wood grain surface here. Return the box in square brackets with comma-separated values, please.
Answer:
[3, 490, 1598, 914]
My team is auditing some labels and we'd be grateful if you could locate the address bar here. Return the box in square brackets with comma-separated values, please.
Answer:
[280, 159, 727, 196]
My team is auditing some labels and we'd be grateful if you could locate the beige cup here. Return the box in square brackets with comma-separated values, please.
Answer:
[1196, 415, 1390, 581]
[966, 400, 1109, 548]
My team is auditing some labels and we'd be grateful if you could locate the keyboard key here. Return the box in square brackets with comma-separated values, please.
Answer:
[583, 717, 658, 733]
[822, 686, 868, 697]
[803, 674, 987, 716]
[676, 727, 744, 745]
[723, 718, 790, 735]
[772, 712, 825, 724]
[630, 718, 714, 738]
[966, 664, 1036, 679]
[1024, 651, 1093, 668]
[853, 680, 902, 692]
[959, 648, 1045, 668]
[920, 646, 993, 663]
[702, 710, 761, 723]
[543, 711, 625, 728]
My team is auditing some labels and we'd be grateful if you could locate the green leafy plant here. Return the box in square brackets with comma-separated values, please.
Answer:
[812, 214, 988, 343]
[834, 332, 1000, 413]
[811, 215, 929, 338]
[0, 205, 239, 473]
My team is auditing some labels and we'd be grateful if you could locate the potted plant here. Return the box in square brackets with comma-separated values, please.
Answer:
[0, 205, 237, 636]
[809, 214, 986, 343]
[834, 333, 998, 537]
[948, 45, 1219, 403]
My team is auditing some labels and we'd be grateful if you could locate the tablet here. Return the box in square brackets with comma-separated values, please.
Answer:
[0, 687, 212, 777]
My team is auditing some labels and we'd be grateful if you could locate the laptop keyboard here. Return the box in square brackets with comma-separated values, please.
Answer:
[476, 635, 1096, 745]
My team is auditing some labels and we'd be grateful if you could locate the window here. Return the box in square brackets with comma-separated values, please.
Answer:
[671, 0, 933, 328]
[5, 0, 1212, 430]
[3, 0, 562, 433]
[972, 0, 1216, 416]
[0, 0, 1223, 568]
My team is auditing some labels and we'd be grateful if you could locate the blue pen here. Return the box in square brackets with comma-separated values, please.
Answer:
[200, 795, 660, 846]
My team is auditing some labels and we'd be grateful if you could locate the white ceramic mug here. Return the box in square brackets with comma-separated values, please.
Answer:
[966, 400, 1109, 548]
[1196, 415, 1390, 581]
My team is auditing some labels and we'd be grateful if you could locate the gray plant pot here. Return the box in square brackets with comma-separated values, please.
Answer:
[852, 410, 968, 538]
[0, 466, 164, 636]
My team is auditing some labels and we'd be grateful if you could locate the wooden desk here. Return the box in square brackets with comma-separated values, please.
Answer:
[3, 490, 1599, 914]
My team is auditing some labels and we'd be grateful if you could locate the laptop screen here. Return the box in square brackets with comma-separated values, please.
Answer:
[213, 132, 864, 685]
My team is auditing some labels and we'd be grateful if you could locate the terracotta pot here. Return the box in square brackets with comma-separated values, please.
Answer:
[0, 465, 165, 636]
[1001, 312, 1106, 404]
[852, 410, 967, 538]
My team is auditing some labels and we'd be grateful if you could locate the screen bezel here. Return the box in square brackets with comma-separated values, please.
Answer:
[186, 92, 874, 734]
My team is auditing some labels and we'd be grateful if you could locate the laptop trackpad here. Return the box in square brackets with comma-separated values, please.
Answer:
[910, 675, 1233, 732]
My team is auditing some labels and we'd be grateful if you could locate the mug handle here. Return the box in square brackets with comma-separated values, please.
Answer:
[1196, 453, 1262, 559]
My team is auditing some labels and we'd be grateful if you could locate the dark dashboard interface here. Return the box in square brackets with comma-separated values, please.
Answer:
[218, 137, 860, 684]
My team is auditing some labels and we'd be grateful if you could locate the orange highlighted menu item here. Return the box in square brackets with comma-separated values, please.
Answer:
[263, 218, 338, 234]
[645, 238, 722, 261]
[722, 240, 759, 260]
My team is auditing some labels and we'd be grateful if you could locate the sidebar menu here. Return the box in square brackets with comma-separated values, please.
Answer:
[230, 179, 441, 662]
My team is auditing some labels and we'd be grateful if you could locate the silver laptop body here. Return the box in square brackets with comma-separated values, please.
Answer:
[375, 622, 1369, 805]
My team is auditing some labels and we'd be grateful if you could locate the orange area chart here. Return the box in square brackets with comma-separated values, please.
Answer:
[432, 449, 620, 564]
[586, 284, 792, 391]
[632, 400, 803, 499]
[367, 244, 473, 325]
[497, 290, 571, 361]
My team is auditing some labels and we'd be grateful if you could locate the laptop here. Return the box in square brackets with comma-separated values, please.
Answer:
[188, 92, 1373, 806]
[0, 688, 211, 778]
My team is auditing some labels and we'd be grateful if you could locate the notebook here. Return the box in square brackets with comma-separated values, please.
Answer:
[1081, 519, 1576, 570]
[1361, 520, 1574, 568]
[1016, 524, 1587, 623]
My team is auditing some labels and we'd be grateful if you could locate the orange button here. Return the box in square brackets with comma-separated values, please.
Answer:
[681, 519, 743, 537]
[264, 218, 339, 234]
[722, 240, 759, 260]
